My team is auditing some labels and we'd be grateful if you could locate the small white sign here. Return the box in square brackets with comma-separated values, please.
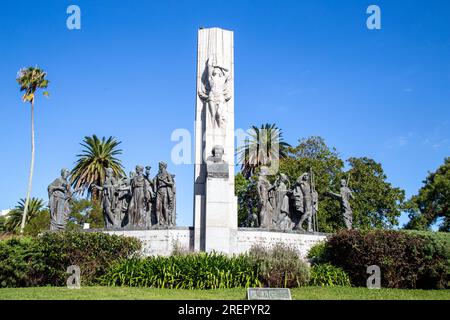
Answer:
[247, 288, 291, 300]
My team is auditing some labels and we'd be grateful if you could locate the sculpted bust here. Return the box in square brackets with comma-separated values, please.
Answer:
[206, 145, 229, 178]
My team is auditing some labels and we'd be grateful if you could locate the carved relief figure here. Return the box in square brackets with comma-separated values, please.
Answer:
[198, 58, 232, 129]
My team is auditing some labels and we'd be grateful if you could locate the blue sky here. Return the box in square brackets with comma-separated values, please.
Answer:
[0, 0, 449, 228]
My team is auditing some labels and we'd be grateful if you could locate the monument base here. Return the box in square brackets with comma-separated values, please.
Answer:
[104, 228, 327, 258]
[204, 176, 237, 254]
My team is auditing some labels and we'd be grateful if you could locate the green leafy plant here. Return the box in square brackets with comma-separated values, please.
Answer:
[310, 263, 351, 286]
[248, 243, 310, 288]
[101, 252, 260, 289]
[323, 229, 449, 289]
[306, 241, 328, 265]
[0, 231, 141, 287]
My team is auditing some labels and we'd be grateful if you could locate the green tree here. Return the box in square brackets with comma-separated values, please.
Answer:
[0, 216, 6, 233]
[71, 135, 125, 201]
[235, 172, 260, 226]
[345, 157, 405, 230]
[5, 198, 45, 233]
[68, 199, 104, 229]
[24, 210, 50, 236]
[405, 157, 450, 232]
[237, 123, 290, 178]
[16, 66, 49, 234]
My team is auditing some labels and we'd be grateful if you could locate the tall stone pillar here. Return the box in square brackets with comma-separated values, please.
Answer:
[193, 27, 237, 254]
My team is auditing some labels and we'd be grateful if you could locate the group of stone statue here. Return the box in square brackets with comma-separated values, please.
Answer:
[246, 167, 354, 232]
[48, 162, 176, 231]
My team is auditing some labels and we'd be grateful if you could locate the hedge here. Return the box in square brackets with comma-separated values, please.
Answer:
[0, 231, 141, 287]
[321, 229, 449, 289]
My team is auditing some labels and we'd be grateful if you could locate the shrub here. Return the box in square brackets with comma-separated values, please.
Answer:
[0, 237, 41, 287]
[310, 263, 351, 286]
[323, 229, 449, 289]
[101, 252, 260, 289]
[248, 243, 310, 288]
[306, 241, 328, 265]
[0, 231, 141, 287]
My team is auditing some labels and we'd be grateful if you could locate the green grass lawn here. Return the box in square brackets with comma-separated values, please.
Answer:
[0, 286, 449, 300]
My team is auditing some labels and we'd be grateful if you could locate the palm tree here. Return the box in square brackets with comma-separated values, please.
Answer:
[237, 123, 290, 178]
[71, 135, 125, 201]
[16, 67, 49, 234]
[5, 198, 44, 233]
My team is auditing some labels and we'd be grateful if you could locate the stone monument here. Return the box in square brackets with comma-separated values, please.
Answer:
[66, 27, 327, 258]
[193, 27, 237, 254]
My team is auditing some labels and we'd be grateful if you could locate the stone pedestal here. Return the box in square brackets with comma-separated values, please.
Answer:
[204, 176, 237, 254]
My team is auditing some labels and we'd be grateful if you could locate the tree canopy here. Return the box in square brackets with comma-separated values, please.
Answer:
[405, 157, 450, 232]
[71, 135, 125, 200]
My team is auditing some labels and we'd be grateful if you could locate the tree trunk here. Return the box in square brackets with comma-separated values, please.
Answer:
[20, 100, 35, 234]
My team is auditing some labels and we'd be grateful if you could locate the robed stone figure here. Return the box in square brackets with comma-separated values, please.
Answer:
[48, 168, 73, 231]
[127, 165, 148, 228]
[257, 167, 274, 228]
[273, 173, 293, 230]
[329, 179, 354, 230]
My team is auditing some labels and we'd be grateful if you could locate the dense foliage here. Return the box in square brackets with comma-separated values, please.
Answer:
[101, 243, 311, 289]
[3, 198, 49, 235]
[321, 230, 449, 289]
[0, 231, 141, 287]
[68, 199, 104, 229]
[2, 198, 104, 235]
[405, 157, 450, 232]
[310, 263, 351, 287]
[248, 243, 310, 287]
[101, 252, 261, 289]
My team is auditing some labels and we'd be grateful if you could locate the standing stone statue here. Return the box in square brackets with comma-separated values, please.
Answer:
[92, 167, 129, 229]
[127, 165, 147, 228]
[292, 173, 314, 232]
[170, 174, 176, 226]
[155, 161, 175, 226]
[273, 173, 294, 230]
[257, 167, 274, 228]
[329, 179, 354, 230]
[117, 171, 134, 227]
[48, 168, 73, 231]
[311, 185, 319, 231]
[198, 58, 232, 130]
[144, 165, 155, 227]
